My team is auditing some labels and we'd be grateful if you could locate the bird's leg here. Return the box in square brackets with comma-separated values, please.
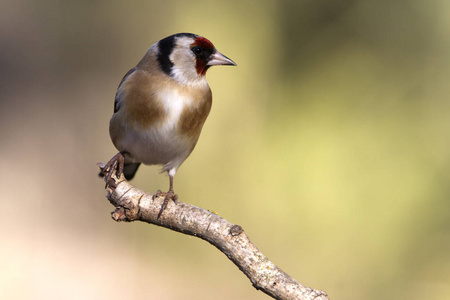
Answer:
[99, 152, 125, 188]
[156, 174, 178, 219]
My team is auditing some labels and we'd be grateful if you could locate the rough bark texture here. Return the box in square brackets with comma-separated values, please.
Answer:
[101, 171, 329, 300]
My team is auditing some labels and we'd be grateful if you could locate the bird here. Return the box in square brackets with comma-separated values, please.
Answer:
[101, 33, 236, 218]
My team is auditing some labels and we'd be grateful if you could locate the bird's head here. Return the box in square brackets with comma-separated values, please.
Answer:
[156, 33, 236, 85]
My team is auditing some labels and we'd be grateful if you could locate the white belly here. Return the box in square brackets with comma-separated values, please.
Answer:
[124, 124, 191, 171]
[120, 88, 196, 174]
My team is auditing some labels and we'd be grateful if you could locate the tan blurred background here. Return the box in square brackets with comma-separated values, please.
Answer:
[1, 0, 450, 299]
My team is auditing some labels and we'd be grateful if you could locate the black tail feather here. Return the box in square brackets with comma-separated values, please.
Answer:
[123, 162, 141, 180]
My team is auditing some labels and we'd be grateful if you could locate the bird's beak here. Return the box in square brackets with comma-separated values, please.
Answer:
[207, 50, 237, 66]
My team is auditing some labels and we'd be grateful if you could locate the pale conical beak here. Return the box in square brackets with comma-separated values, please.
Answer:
[207, 50, 237, 66]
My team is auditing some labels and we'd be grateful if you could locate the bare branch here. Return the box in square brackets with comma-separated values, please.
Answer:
[101, 170, 329, 300]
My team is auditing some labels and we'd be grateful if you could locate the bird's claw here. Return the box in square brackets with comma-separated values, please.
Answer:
[100, 152, 125, 189]
[152, 190, 163, 200]
[155, 190, 178, 219]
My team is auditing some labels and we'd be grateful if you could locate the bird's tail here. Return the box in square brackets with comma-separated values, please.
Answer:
[123, 162, 141, 180]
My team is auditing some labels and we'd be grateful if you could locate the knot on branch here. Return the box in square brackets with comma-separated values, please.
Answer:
[112, 207, 127, 221]
[230, 224, 244, 236]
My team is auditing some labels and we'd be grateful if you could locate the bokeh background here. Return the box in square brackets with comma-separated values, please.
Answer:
[1, 0, 450, 299]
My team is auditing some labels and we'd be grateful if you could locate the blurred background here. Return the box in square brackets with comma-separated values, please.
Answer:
[1, 0, 449, 299]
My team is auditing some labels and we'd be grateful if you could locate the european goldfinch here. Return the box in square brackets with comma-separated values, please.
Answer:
[101, 33, 236, 218]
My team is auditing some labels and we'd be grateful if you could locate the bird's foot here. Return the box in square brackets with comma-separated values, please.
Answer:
[153, 190, 178, 219]
[99, 152, 125, 188]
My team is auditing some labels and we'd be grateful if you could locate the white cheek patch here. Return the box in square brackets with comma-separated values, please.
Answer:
[169, 56, 206, 86]
[170, 65, 194, 85]
[168, 39, 209, 86]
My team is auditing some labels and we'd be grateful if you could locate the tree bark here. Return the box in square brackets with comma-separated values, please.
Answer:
[100, 170, 329, 300]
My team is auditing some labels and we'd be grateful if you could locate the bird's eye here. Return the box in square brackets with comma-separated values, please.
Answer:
[191, 46, 202, 55]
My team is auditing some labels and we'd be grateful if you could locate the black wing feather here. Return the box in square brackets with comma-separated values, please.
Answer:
[113, 67, 137, 113]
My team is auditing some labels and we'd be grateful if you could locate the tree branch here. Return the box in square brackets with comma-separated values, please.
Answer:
[100, 168, 329, 300]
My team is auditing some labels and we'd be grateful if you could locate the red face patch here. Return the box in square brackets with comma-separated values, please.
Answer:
[191, 37, 215, 76]
[192, 37, 215, 50]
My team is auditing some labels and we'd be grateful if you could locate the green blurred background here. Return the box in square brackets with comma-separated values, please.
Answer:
[1, 0, 449, 299]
